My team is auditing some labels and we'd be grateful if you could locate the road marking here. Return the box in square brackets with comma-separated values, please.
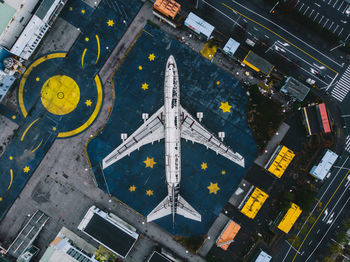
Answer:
[338, 1, 344, 10]
[21, 118, 40, 141]
[338, 27, 344, 36]
[319, 15, 324, 23]
[333, 24, 339, 33]
[8, 169, 13, 190]
[299, 3, 305, 11]
[328, 0, 333, 4]
[329, 21, 334, 30]
[309, 9, 314, 17]
[331, 66, 350, 101]
[343, 4, 349, 13]
[308, 240, 313, 245]
[317, 229, 320, 234]
[333, 0, 339, 7]
[305, 175, 350, 261]
[95, 35, 100, 64]
[323, 18, 329, 27]
[313, 13, 319, 21]
[303, 6, 309, 15]
[282, 156, 349, 262]
[81, 48, 87, 70]
[31, 139, 43, 153]
[222, 2, 339, 73]
[315, 2, 321, 7]
[292, 168, 350, 261]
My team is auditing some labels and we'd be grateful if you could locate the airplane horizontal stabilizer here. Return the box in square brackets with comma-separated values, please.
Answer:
[177, 195, 201, 222]
[147, 196, 171, 222]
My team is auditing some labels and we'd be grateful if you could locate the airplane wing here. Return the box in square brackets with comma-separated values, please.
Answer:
[102, 107, 165, 169]
[180, 106, 245, 168]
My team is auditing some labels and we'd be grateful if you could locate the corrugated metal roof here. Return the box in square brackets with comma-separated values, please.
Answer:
[310, 149, 338, 180]
[277, 203, 302, 234]
[153, 0, 180, 20]
[242, 51, 274, 75]
[254, 250, 272, 262]
[184, 12, 214, 40]
[223, 38, 240, 56]
[281, 77, 310, 102]
[317, 103, 331, 133]
[216, 220, 241, 250]
[240, 187, 268, 219]
[267, 145, 295, 178]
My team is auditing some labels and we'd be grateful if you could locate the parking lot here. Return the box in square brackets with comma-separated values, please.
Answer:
[293, 0, 350, 40]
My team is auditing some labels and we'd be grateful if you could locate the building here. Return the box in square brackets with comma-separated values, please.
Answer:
[146, 248, 177, 262]
[277, 203, 302, 234]
[0, 0, 67, 60]
[78, 206, 139, 259]
[39, 227, 98, 262]
[310, 149, 338, 180]
[239, 187, 268, 219]
[152, 0, 182, 28]
[252, 250, 272, 262]
[264, 145, 295, 178]
[302, 103, 331, 135]
[280, 77, 310, 102]
[242, 51, 274, 76]
[216, 220, 241, 250]
[222, 38, 240, 57]
[184, 12, 214, 41]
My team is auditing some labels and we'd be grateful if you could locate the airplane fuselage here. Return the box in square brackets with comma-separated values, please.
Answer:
[164, 56, 181, 216]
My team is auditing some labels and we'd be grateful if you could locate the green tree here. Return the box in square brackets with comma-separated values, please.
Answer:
[330, 243, 342, 254]
[336, 231, 347, 244]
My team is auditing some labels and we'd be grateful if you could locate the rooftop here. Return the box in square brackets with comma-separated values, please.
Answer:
[265, 145, 295, 178]
[277, 203, 302, 234]
[216, 220, 241, 250]
[240, 187, 268, 219]
[242, 51, 274, 75]
[281, 76, 310, 102]
[310, 149, 338, 180]
[184, 12, 215, 39]
[153, 0, 181, 20]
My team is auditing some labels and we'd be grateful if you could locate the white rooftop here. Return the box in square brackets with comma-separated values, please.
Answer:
[184, 12, 214, 40]
[310, 149, 338, 180]
[223, 38, 240, 56]
[254, 250, 272, 262]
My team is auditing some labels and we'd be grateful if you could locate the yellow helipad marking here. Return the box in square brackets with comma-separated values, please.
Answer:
[219, 101, 232, 113]
[81, 48, 87, 70]
[129, 185, 136, 192]
[146, 189, 154, 196]
[8, 169, 13, 190]
[208, 182, 220, 194]
[21, 118, 40, 141]
[107, 19, 115, 27]
[19, 53, 67, 118]
[95, 35, 100, 64]
[31, 139, 43, 153]
[41, 75, 80, 115]
[57, 75, 103, 138]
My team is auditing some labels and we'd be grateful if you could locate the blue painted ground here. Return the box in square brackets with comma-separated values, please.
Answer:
[87, 24, 258, 236]
[0, 0, 141, 221]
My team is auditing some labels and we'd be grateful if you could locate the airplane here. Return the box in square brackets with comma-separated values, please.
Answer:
[102, 55, 245, 226]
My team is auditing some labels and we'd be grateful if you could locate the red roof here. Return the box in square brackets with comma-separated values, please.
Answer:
[318, 103, 331, 133]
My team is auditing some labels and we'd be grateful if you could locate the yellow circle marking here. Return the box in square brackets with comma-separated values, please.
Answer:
[40, 75, 80, 115]
[12, 115, 16, 119]
[85, 37, 89, 42]
[57, 75, 103, 138]
[36, 77, 40, 82]
[19, 53, 67, 118]
[9, 156, 13, 160]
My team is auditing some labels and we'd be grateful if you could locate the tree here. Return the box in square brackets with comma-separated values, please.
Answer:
[336, 231, 347, 245]
[330, 243, 342, 254]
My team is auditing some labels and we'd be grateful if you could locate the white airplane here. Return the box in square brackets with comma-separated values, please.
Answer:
[102, 55, 245, 226]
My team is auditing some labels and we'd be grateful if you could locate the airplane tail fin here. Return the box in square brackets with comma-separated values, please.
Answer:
[147, 195, 201, 223]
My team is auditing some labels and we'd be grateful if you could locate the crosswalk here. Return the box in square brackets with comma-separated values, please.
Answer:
[331, 66, 350, 102]
[345, 135, 350, 152]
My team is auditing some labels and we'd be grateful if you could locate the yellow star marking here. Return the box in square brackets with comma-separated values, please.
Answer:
[208, 182, 220, 194]
[81, 9, 85, 14]
[129, 185, 136, 192]
[11, 115, 16, 120]
[216, 81, 220, 85]
[144, 157, 157, 168]
[107, 19, 115, 27]
[85, 99, 92, 107]
[85, 37, 89, 42]
[9, 156, 13, 160]
[221, 170, 226, 175]
[219, 102, 232, 113]
[201, 162, 208, 170]
[148, 53, 155, 61]
[52, 127, 57, 131]
[23, 166, 30, 173]
[36, 77, 40, 82]
[141, 83, 149, 90]
[146, 189, 154, 196]
[138, 65, 143, 70]
[69, 6, 73, 11]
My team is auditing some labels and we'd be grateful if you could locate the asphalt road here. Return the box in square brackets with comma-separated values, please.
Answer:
[179, 0, 349, 88]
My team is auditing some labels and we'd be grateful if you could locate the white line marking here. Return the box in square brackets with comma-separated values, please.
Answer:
[329, 21, 334, 30]
[338, 1, 344, 10]
[338, 27, 344, 36]
[319, 15, 324, 23]
[333, 24, 339, 33]
[303, 6, 310, 15]
[314, 13, 319, 21]
[309, 9, 314, 17]
[299, 3, 305, 11]
[333, 0, 339, 8]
